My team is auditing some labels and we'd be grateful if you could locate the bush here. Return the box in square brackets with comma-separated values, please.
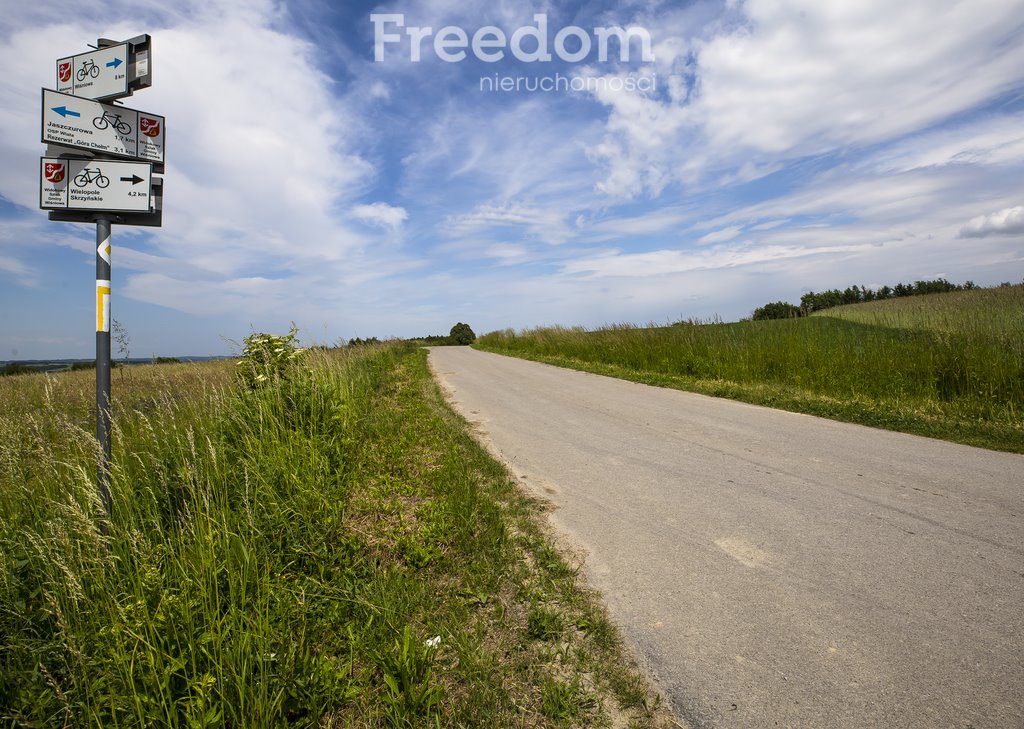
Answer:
[449, 322, 476, 345]
[236, 327, 304, 388]
[0, 363, 33, 377]
[752, 302, 802, 320]
[348, 337, 380, 347]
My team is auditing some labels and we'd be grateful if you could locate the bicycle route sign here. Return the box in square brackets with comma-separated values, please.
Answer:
[41, 89, 164, 166]
[56, 43, 129, 101]
[40, 157, 152, 213]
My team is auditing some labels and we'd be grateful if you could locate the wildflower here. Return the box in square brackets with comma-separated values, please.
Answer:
[425, 635, 441, 649]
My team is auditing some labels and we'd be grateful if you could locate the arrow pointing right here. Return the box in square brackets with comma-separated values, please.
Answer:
[51, 106, 81, 118]
[106, 57, 123, 69]
[120, 175, 145, 185]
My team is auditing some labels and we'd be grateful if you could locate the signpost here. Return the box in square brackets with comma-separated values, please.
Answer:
[47, 176, 163, 228]
[41, 35, 164, 525]
[42, 89, 165, 168]
[56, 34, 153, 100]
[56, 44, 129, 100]
[40, 157, 152, 212]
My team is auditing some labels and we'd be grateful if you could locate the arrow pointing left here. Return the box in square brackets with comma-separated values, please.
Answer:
[120, 175, 145, 185]
[51, 106, 81, 118]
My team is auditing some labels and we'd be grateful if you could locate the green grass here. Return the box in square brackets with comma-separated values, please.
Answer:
[474, 286, 1024, 452]
[0, 343, 673, 727]
[812, 283, 1023, 337]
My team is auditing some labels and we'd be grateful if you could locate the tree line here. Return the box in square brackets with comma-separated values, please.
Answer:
[751, 278, 983, 320]
[348, 322, 477, 347]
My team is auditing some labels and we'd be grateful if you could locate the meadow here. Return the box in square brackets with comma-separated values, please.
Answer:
[475, 285, 1024, 452]
[0, 343, 670, 727]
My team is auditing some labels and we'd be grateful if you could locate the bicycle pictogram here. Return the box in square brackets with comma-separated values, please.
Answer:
[74, 167, 110, 188]
[93, 110, 132, 135]
[77, 59, 100, 82]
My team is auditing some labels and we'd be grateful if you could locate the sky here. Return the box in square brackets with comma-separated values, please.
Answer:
[1, 0, 1023, 359]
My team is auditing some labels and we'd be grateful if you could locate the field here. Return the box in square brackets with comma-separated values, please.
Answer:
[475, 285, 1024, 452]
[809, 284, 1022, 335]
[0, 344, 671, 727]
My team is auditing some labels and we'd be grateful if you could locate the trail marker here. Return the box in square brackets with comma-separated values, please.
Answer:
[40, 157, 153, 213]
[42, 89, 165, 168]
[56, 34, 152, 101]
[42, 34, 163, 522]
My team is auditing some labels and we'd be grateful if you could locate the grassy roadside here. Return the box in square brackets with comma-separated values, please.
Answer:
[473, 288, 1024, 453]
[0, 343, 674, 727]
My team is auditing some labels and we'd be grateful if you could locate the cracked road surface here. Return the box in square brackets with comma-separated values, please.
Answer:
[429, 346, 1024, 729]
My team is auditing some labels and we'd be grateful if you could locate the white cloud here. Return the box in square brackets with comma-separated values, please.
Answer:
[0, 0, 403, 326]
[444, 202, 574, 245]
[865, 114, 1024, 174]
[588, 0, 1024, 197]
[401, 97, 602, 204]
[584, 207, 693, 239]
[0, 256, 32, 279]
[749, 219, 789, 231]
[483, 243, 530, 265]
[351, 202, 408, 231]
[563, 241, 877, 278]
[958, 206, 1024, 238]
[2, 0, 1022, 358]
[698, 225, 742, 244]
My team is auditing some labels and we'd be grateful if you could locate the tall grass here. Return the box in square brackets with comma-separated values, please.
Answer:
[1, 345, 671, 727]
[475, 287, 1024, 452]
[1, 351, 374, 725]
[812, 283, 1024, 338]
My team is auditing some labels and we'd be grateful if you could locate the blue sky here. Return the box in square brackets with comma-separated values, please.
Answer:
[2, 0, 1023, 359]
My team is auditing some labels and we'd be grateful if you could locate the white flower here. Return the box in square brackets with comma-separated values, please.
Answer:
[424, 635, 441, 649]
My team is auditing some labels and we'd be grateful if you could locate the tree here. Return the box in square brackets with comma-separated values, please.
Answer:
[449, 322, 476, 345]
[1, 362, 33, 377]
[751, 301, 801, 320]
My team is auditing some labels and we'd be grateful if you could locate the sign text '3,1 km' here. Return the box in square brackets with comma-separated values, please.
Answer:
[40, 33, 163, 525]
[41, 89, 164, 169]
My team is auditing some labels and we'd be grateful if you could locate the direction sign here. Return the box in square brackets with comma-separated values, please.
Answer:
[49, 176, 163, 227]
[41, 89, 165, 167]
[56, 44, 129, 100]
[40, 157, 152, 213]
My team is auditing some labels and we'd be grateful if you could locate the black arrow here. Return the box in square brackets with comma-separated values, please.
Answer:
[120, 174, 145, 185]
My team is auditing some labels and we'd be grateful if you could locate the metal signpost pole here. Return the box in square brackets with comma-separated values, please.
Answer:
[96, 215, 113, 518]
[42, 34, 161, 526]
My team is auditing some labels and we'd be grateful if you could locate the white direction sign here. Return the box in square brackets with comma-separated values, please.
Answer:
[41, 89, 164, 165]
[40, 158, 153, 213]
[56, 44, 129, 100]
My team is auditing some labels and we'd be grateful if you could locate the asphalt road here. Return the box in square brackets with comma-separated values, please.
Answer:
[428, 346, 1024, 729]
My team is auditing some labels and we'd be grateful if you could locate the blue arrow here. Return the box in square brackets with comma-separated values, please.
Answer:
[51, 106, 81, 118]
[106, 57, 123, 69]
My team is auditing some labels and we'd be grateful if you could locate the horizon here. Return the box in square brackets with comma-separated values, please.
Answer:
[2, 0, 1023, 360]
